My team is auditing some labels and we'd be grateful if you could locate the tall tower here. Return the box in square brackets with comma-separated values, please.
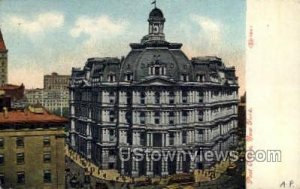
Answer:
[0, 29, 8, 85]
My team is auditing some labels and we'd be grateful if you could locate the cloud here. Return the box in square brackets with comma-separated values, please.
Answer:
[188, 15, 222, 55]
[70, 15, 128, 45]
[7, 12, 64, 35]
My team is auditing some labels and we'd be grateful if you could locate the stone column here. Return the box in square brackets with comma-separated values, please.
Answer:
[132, 157, 139, 177]
[166, 133, 169, 146]
[151, 133, 153, 146]
[147, 133, 150, 146]
[176, 154, 183, 174]
[161, 158, 168, 176]
[146, 156, 154, 176]
[102, 149, 109, 169]
[189, 156, 195, 172]
[121, 157, 125, 175]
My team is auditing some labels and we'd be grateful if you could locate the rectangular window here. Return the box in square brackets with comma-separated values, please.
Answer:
[43, 152, 51, 163]
[169, 112, 175, 125]
[198, 110, 203, 122]
[154, 112, 160, 124]
[182, 111, 188, 123]
[16, 137, 24, 148]
[169, 133, 174, 146]
[109, 130, 115, 142]
[182, 131, 187, 144]
[0, 138, 3, 148]
[17, 171, 25, 184]
[140, 113, 146, 125]
[169, 92, 175, 104]
[0, 172, 4, 185]
[0, 154, 4, 165]
[155, 67, 160, 75]
[16, 153, 25, 164]
[182, 91, 188, 104]
[199, 91, 204, 103]
[43, 136, 50, 147]
[43, 170, 51, 183]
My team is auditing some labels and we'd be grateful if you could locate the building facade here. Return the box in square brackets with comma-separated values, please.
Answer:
[25, 89, 69, 113]
[69, 7, 239, 177]
[0, 29, 8, 85]
[0, 105, 67, 188]
[25, 73, 70, 114]
[0, 84, 27, 109]
[44, 72, 70, 90]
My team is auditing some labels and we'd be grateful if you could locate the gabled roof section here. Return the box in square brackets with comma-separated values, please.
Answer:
[134, 76, 176, 86]
[0, 29, 7, 53]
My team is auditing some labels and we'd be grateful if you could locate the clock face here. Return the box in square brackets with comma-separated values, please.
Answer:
[153, 25, 159, 33]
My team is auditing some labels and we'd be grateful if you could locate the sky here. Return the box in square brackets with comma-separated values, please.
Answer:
[0, 0, 246, 94]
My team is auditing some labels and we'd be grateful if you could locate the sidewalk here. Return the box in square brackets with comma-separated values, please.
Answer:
[65, 146, 134, 183]
[65, 145, 231, 185]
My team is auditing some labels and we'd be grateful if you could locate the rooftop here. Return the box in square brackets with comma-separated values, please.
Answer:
[0, 84, 24, 90]
[0, 105, 68, 125]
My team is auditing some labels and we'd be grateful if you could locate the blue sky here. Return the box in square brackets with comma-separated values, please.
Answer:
[0, 0, 246, 93]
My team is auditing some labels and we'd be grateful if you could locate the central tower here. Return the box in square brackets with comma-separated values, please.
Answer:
[142, 7, 166, 43]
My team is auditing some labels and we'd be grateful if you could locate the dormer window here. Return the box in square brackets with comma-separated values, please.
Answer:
[125, 73, 132, 81]
[181, 74, 188, 82]
[197, 74, 205, 82]
[108, 74, 115, 82]
[155, 66, 160, 75]
[148, 61, 166, 76]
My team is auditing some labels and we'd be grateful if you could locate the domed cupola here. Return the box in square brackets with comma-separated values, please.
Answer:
[149, 8, 165, 20]
[142, 6, 166, 43]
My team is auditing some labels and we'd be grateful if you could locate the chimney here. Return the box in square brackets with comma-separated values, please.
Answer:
[3, 107, 8, 118]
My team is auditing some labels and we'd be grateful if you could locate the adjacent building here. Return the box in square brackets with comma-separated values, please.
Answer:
[69, 7, 239, 177]
[0, 84, 27, 109]
[44, 72, 70, 90]
[0, 29, 8, 85]
[0, 103, 67, 188]
[25, 73, 70, 115]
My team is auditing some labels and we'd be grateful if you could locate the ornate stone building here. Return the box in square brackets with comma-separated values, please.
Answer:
[0, 29, 8, 85]
[69, 7, 239, 177]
